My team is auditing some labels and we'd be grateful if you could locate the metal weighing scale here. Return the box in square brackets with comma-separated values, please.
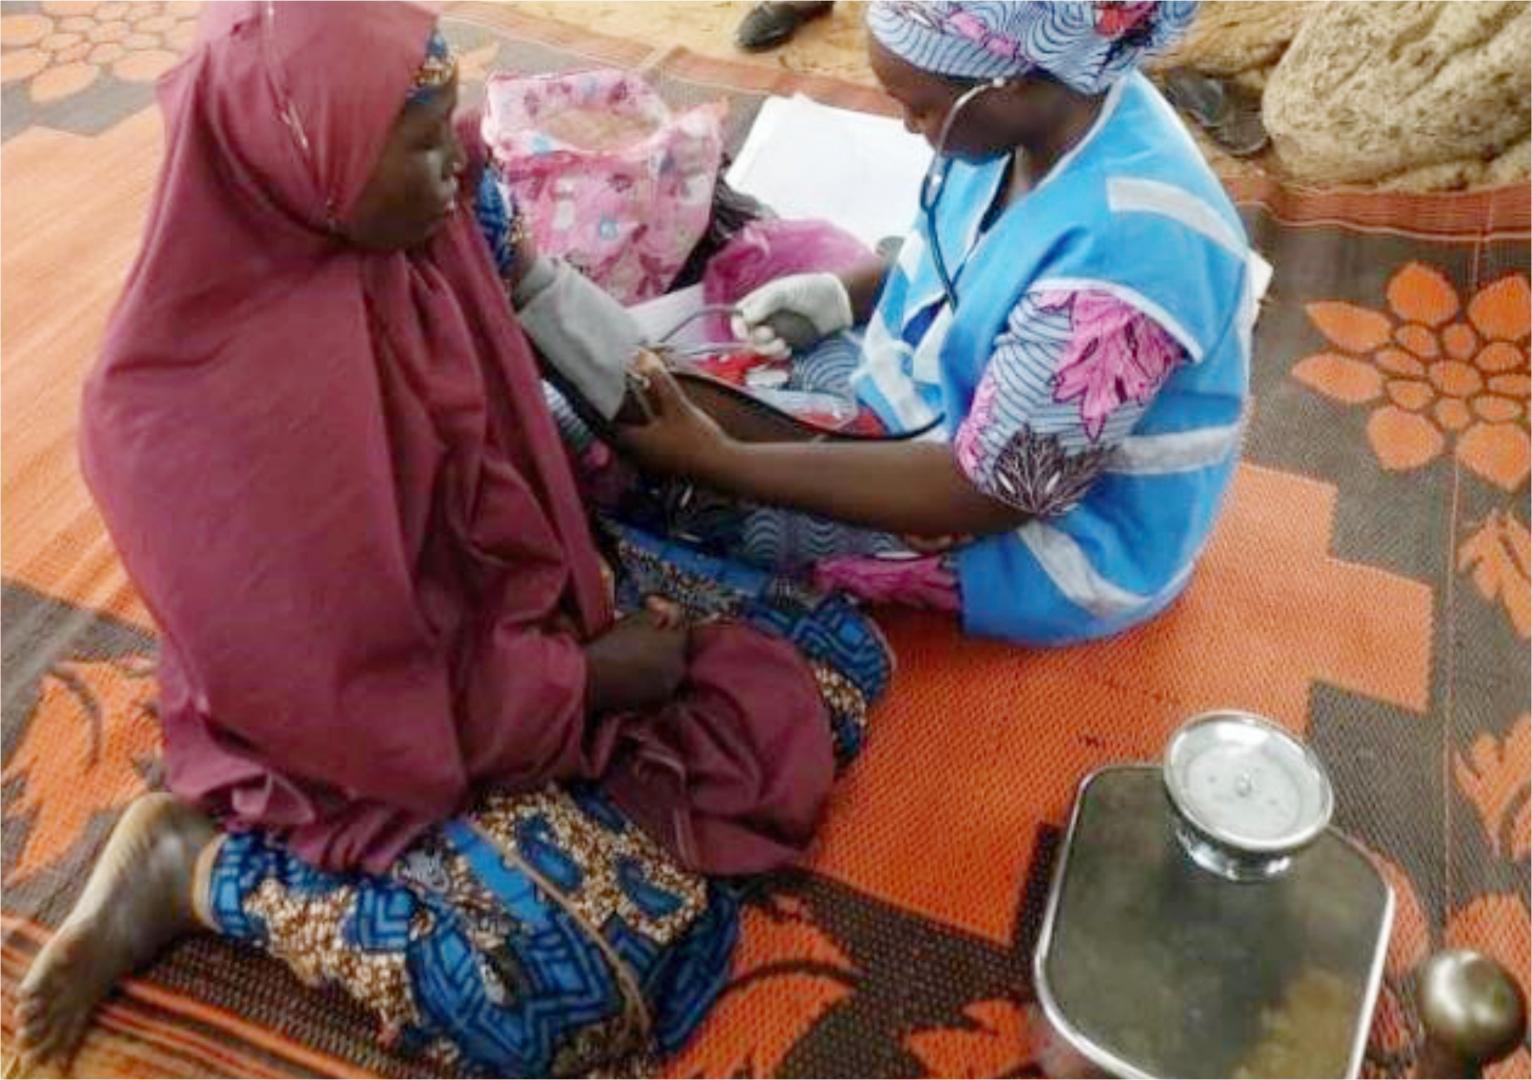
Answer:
[1034, 711, 1393, 1078]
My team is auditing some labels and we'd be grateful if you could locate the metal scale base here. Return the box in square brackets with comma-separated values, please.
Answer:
[1034, 767, 1394, 1079]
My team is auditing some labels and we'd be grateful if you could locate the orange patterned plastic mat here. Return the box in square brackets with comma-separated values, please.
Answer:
[2, 6, 1528, 1078]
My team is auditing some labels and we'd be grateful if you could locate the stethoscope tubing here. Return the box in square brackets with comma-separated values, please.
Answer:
[656, 89, 1026, 445]
[920, 77, 1007, 312]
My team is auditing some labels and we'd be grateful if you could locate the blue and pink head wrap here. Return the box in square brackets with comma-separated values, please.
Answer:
[867, 1, 1198, 94]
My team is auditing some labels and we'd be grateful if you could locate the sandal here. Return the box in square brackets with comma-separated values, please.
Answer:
[1161, 68, 1270, 158]
[735, 2, 834, 53]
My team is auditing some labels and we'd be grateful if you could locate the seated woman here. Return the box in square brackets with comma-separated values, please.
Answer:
[13, 5, 889, 1076]
[618, 0, 1270, 647]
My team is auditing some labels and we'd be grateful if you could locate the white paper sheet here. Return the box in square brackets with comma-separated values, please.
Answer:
[726, 95, 931, 250]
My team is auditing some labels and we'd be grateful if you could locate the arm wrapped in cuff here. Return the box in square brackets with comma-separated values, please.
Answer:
[513, 256, 641, 423]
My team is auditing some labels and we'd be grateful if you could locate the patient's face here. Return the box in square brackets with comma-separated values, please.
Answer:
[346, 78, 465, 251]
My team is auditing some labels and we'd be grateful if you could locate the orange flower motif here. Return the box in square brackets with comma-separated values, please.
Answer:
[1293, 264, 1531, 491]
[662, 893, 857, 1078]
[2, 657, 161, 883]
[1458, 511, 1531, 639]
[1453, 714, 1531, 860]
[905, 999, 1033, 1079]
[1, 2, 200, 104]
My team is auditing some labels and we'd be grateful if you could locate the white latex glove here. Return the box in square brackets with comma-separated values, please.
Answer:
[730, 272, 854, 359]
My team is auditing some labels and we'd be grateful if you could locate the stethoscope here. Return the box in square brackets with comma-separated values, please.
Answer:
[653, 303, 762, 361]
[650, 84, 1008, 442]
[919, 76, 1011, 312]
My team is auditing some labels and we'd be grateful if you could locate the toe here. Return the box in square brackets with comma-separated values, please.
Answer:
[25, 1043, 55, 1073]
[28, 1049, 65, 1080]
[52, 1024, 85, 1072]
[36, 1044, 73, 1075]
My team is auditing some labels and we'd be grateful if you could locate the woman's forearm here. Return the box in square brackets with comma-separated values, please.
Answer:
[697, 438, 1027, 538]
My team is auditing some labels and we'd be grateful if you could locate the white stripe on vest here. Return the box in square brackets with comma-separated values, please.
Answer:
[1106, 421, 1244, 475]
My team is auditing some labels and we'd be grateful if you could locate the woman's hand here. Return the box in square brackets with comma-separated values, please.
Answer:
[611, 352, 732, 479]
[584, 611, 688, 716]
[505, 222, 540, 295]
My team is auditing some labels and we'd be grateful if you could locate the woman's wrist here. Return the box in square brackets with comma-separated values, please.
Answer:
[692, 428, 747, 491]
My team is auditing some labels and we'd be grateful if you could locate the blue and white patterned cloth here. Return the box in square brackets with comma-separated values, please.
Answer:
[952, 288, 1188, 518]
[206, 784, 738, 1077]
[866, 0, 1198, 93]
[474, 169, 520, 281]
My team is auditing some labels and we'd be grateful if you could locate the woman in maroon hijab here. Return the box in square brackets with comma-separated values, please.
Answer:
[14, 5, 889, 1075]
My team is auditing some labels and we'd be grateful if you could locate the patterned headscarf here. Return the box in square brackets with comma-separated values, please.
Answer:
[866, 1, 1198, 94]
[408, 27, 457, 104]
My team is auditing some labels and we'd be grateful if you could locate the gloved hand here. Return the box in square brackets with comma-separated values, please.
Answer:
[730, 272, 854, 359]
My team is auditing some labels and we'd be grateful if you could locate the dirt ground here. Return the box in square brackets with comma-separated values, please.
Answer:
[514, 1, 880, 85]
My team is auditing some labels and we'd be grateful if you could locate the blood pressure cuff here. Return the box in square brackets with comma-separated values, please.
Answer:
[513, 256, 639, 422]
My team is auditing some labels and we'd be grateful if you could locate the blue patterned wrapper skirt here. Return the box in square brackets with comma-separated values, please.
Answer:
[199, 523, 892, 1076]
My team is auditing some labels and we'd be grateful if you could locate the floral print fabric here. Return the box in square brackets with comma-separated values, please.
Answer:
[954, 288, 1187, 517]
[481, 69, 724, 303]
[865, 1, 1199, 93]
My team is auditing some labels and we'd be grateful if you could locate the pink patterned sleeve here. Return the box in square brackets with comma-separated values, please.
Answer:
[952, 288, 1187, 517]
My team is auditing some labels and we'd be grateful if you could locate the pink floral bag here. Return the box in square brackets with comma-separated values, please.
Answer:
[481, 70, 725, 304]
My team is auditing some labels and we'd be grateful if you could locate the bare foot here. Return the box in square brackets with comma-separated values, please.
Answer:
[14, 794, 216, 1073]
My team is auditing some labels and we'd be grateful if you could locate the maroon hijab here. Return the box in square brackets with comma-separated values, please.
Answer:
[82, 2, 833, 873]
